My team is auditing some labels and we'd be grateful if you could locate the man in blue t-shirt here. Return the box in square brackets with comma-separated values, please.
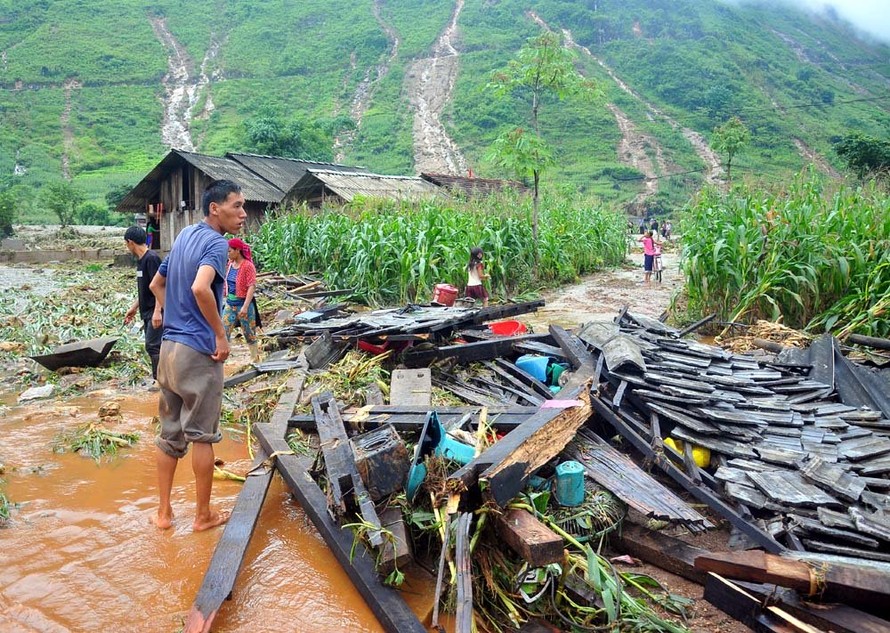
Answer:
[149, 179, 246, 532]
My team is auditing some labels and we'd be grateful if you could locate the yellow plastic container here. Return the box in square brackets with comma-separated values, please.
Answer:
[664, 437, 710, 468]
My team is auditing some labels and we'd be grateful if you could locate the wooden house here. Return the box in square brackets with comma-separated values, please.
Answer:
[116, 150, 371, 249]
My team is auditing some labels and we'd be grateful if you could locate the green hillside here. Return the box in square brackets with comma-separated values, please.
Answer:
[0, 0, 888, 214]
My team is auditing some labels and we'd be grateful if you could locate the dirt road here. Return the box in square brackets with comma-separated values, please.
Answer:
[525, 248, 683, 331]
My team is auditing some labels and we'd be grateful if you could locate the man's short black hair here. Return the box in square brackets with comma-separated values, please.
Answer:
[202, 180, 242, 216]
[124, 225, 147, 245]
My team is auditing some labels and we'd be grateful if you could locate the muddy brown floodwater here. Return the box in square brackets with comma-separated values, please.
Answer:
[0, 384, 437, 632]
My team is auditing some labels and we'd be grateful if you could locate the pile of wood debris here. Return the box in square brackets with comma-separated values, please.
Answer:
[185, 295, 890, 633]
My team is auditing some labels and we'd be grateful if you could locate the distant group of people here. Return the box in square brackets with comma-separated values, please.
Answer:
[637, 215, 672, 239]
[123, 179, 262, 533]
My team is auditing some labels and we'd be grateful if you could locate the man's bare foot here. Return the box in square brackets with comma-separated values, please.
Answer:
[193, 510, 229, 532]
[151, 509, 174, 530]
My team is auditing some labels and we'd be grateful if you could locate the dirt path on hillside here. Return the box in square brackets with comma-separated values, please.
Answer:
[404, 0, 468, 175]
[59, 79, 81, 181]
[334, 0, 401, 162]
[529, 12, 724, 186]
[524, 248, 683, 331]
[149, 17, 219, 151]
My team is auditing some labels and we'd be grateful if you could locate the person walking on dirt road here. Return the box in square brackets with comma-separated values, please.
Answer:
[123, 225, 163, 388]
[148, 179, 246, 532]
[639, 230, 659, 284]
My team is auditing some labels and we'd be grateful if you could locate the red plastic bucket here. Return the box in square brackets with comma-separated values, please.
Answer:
[488, 320, 528, 336]
[432, 283, 458, 306]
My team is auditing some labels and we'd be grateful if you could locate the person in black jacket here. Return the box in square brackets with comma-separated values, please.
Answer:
[124, 225, 163, 388]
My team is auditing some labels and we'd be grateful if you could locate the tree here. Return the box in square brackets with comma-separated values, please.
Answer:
[0, 187, 18, 238]
[712, 116, 750, 185]
[834, 133, 890, 179]
[244, 112, 334, 161]
[105, 183, 133, 210]
[40, 181, 85, 228]
[78, 201, 113, 226]
[486, 31, 599, 265]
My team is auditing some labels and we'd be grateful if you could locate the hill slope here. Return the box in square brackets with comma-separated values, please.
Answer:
[1, 0, 888, 211]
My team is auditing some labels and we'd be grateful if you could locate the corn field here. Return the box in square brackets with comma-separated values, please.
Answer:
[681, 175, 890, 337]
[249, 192, 628, 305]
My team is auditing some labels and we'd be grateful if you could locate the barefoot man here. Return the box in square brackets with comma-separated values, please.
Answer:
[149, 180, 246, 531]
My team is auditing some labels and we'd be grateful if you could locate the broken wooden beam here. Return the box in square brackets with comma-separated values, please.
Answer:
[613, 523, 709, 584]
[313, 392, 383, 547]
[185, 370, 307, 633]
[694, 550, 890, 615]
[454, 512, 474, 633]
[703, 573, 824, 633]
[288, 405, 540, 432]
[450, 382, 593, 508]
[493, 508, 564, 568]
[734, 580, 890, 633]
[378, 506, 412, 575]
[252, 421, 426, 633]
[402, 332, 554, 367]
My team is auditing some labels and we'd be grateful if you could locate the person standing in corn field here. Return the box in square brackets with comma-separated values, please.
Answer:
[466, 246, 490, 307]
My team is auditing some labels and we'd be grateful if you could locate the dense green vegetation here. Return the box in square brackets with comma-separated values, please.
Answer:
[0, 0, 887, 222]
[250, 193, 628, 305]
[681, 175, 890, 337]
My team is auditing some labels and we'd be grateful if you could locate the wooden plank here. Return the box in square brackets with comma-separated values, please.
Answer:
[313, 392, 383, 546]
[402, 332, 553, 367]
[703, 573, 825, 633]
[493, 508, 564, 567]
[613, 523, 709, 583]
[449, 385, 592, 508]
[454, 512, 474, 633]
[695, 550, 890, 614]
[389, 368, 432, 406]
[484, 361, 548, 404]
[747, 471, 841, 508]
[787, 513, 880, 549]
[253, 422, 426, 633]
[735, 580, 890, 633]
[378, 506, 412, 575]
[493, 358, 553, 399]
[477, 383, 593, 507]
[185, 371, 306, 633]
[549, 325, 597, 393]
[799, 456, 866, 502]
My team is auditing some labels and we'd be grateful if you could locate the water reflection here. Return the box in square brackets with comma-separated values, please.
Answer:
[0, 391, 397, 632]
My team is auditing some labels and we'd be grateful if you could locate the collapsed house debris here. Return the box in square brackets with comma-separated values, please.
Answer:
[185, 296, 890, 633]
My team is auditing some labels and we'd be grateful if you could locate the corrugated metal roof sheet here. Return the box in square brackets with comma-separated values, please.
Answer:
[177, 151, 284, 203]
[302, 169, 440, 202]
[228, 153, 369, 193]
[421, 172, 529, 196]
[116, 150, 285, 212]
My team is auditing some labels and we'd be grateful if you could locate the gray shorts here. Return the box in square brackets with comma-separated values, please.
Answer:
[156, 340, 224, 458]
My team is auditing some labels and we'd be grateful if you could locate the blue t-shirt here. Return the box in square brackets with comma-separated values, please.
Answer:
[157, 222, 228, 355]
